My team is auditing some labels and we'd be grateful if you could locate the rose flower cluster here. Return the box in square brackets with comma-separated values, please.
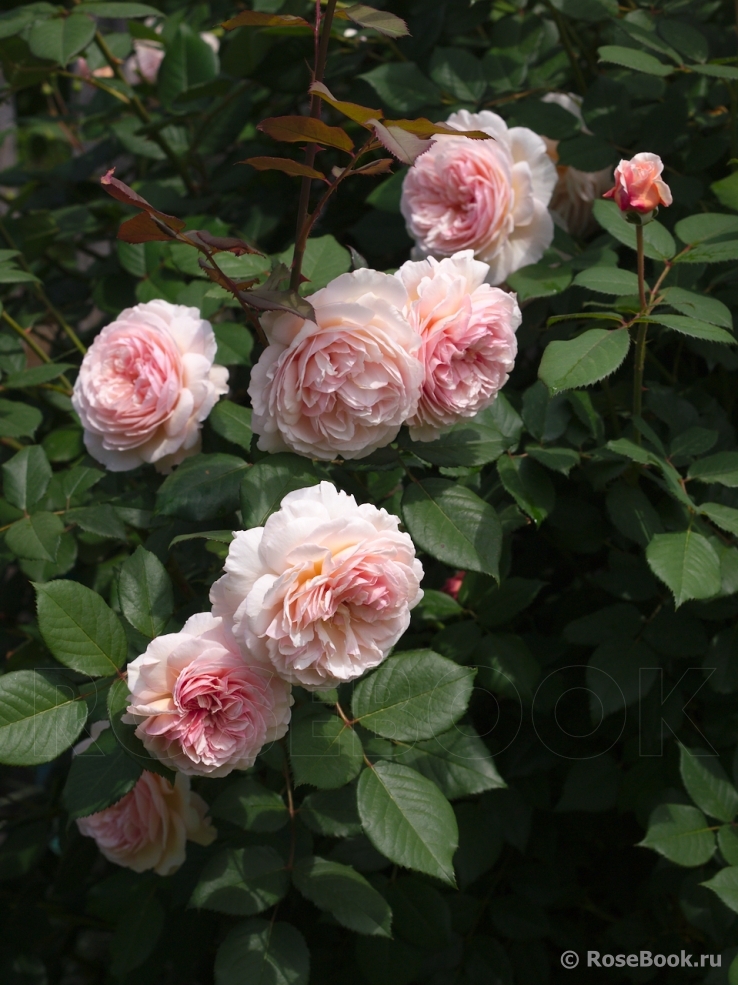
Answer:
[71, 101, 669, 873]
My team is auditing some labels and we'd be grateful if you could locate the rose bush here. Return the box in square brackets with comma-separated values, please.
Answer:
[1, 1, 738, 984]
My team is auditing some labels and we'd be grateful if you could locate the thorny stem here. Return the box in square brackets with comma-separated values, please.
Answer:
[281, 744, 297, 870]
[94, 32, 198, 198]
[290, 0, 339, 291]
[543, 0, 586, 94]
[632, 225, 648, 438]
[0, 218, 86, 355]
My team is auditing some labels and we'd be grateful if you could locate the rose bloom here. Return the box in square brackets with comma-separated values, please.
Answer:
[396, 251, 521, 441]
[442, 571, 465, 601]
[76, 771, 216, 876]
[400, 109, 557, 285]
[249, 269, 423, 461]
[604, 152, 672, 214]
[540, 93, 613, 237]
[125, 613, 292, 777]
[72, 300, 228, 473]
[211, 482, 424, 690]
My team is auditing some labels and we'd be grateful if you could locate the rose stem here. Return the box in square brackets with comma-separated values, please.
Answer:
[290, 0, 338, 292]
[632, 223, 648, 441]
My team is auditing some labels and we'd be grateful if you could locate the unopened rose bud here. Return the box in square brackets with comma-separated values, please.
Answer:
[603, 152, 672, 215]
[442, 571, 465, 601]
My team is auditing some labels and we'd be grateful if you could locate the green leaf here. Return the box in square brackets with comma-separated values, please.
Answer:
[429, 47, 485, 103]
[400, 405, 516, 467]
[676, 214, 738, 245]
[4, 363, 73, 388]
[701, 867, 738, 915]
[700, 503, 738, 537]
[393, 726, 505, 800]
[289, 710, 364, 789]
[190, 846, 289, 916]
[679, 744, 738, 822]
[118, 546, 173, 639]
[401, 479, 502, 578]
[5, 512, 63, 561]
[538, 328, 630, 394]
[240, 453, 323, 529]
[211, 777, 288, 832]
[209, 401, 253, 451]
[213, 322, 254, 366]
[277, 236, 351, 295]
[556, 755, 620, 812]
[158, 23, 218, 108]
[712, 171, 738, 212]
[28, 13, 95, 65]
[157, 454, 248, 521]
[110, 895, 165, 976]
[65, 505, 127, 540]
[35, 580, 127, 676]
[718, 825, 738, 865]
[573, 267, 640, 295]
[293, 856, 392, 937]
[639, 803, 715, 866]
[2, 445, 51, 511]
[352, 650, 475, 742]
[660, 287, 733, 329]
[647, 314, 736, 345]
[475, 633, 541, 703]
[598, 45, 673, 76]
[359, 63, 441, 113]
[75, 2, 163, 15]
[0, 670, 87, 766]
[300, 786, 362, 838]
[358, 761, 458, 885]
[646, 531, 722, 608]
[526, 446, 580, 475]
[62, 725, 142, 819]
[507, 262, 572, 301]
[587, 641, 657, 717]
[592, 199, 676, 260]
[215, 920, 309, 985]
[0, 399, 43, 439]
[606, 483, 662, 547]
[689, 452, 738, 487]
[496, 455, 554, 526]
[473, 577, 545, 629]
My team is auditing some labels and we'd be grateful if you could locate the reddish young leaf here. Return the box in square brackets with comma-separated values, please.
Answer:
[384, 119, 491, 140]
[189, 230, 264, 256]
[222, 11, 310, 29]
[369, 121, 432, 164]
[243, 157, 328, 182]
[309, 82, 382, 125]
[353, 158, 395, 176]
[118, 212, 179, 244]
[258, 116, 354, 153]
[343, 4, 409, 38]
[100, 168, 186, 231]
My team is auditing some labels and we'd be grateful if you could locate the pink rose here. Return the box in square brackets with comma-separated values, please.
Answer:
[396, 251, 520, 441]
[211, 482, 424, 690]
[604, 152, 672, 214]
[76, 771, 216, 876]
[540, 93, 613, 237]
[401, 110, 557, 285]
[122, 40, 165, 85]
[72, 300, 228, 473]
[442, 571, 465, 601]
[249, 269, 423, 461]
[125, 613, 292, 777]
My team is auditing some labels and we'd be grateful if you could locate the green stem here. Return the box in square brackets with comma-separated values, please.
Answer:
[290, 0, 338, 292]
[94, 32, 198, 198]
[543, 0, 586, 94]
[633, 224, 648, 440]
[636, 224, 647, 311]
[0, 218, 86, 356]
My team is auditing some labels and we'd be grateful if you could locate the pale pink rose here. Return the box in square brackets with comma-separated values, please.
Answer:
[72, 300, 229, 473]
[396, 251, 520, 441]
[122, 41, 165, 85]
[76, 771, 216, 876]
[211, 482, 424, 690]
[249, 269, 423, 461]
[604, 152, 672, 214]
[540, 93, 613, 237]
[401, 110, 557, 285]
[125, 613, 292, 777]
